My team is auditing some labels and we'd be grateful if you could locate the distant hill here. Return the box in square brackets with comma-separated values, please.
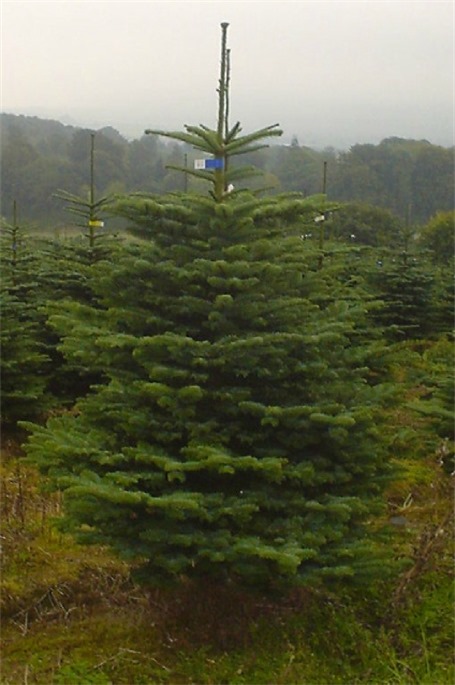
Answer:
[1, 113, 453, 226]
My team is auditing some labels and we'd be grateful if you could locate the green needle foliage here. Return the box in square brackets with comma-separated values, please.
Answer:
[369, 252, 440, 340]
[1, 289, 49, 426]
[0, 200, 117, 426]
[0, 207, 50, 426]
[23, 24, 395, 589]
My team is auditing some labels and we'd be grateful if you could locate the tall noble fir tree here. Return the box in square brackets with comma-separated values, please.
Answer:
[24, 24, 394, 588]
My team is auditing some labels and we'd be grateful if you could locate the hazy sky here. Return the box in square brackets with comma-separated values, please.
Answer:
[1, 0, 453, 148]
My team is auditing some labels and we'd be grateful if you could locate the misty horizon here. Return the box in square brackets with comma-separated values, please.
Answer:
[2, 107, 453, 152]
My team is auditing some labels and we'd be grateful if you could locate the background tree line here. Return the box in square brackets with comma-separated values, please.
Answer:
[1, 113, 453, 227]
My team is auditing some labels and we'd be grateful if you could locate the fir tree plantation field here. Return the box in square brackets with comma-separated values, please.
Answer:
[1, 23, 454, 685]
[1, 192, 453, 684]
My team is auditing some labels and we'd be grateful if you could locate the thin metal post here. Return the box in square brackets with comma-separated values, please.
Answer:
[12, 199, 18, 269]
[89, 133, 95, 248]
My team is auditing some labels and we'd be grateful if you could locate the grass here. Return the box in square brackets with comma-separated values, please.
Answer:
[2, 574, 453, 684]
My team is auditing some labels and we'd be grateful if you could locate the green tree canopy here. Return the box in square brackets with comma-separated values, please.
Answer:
[417, 210, 455, 265]
[329, 202, 403, 247]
